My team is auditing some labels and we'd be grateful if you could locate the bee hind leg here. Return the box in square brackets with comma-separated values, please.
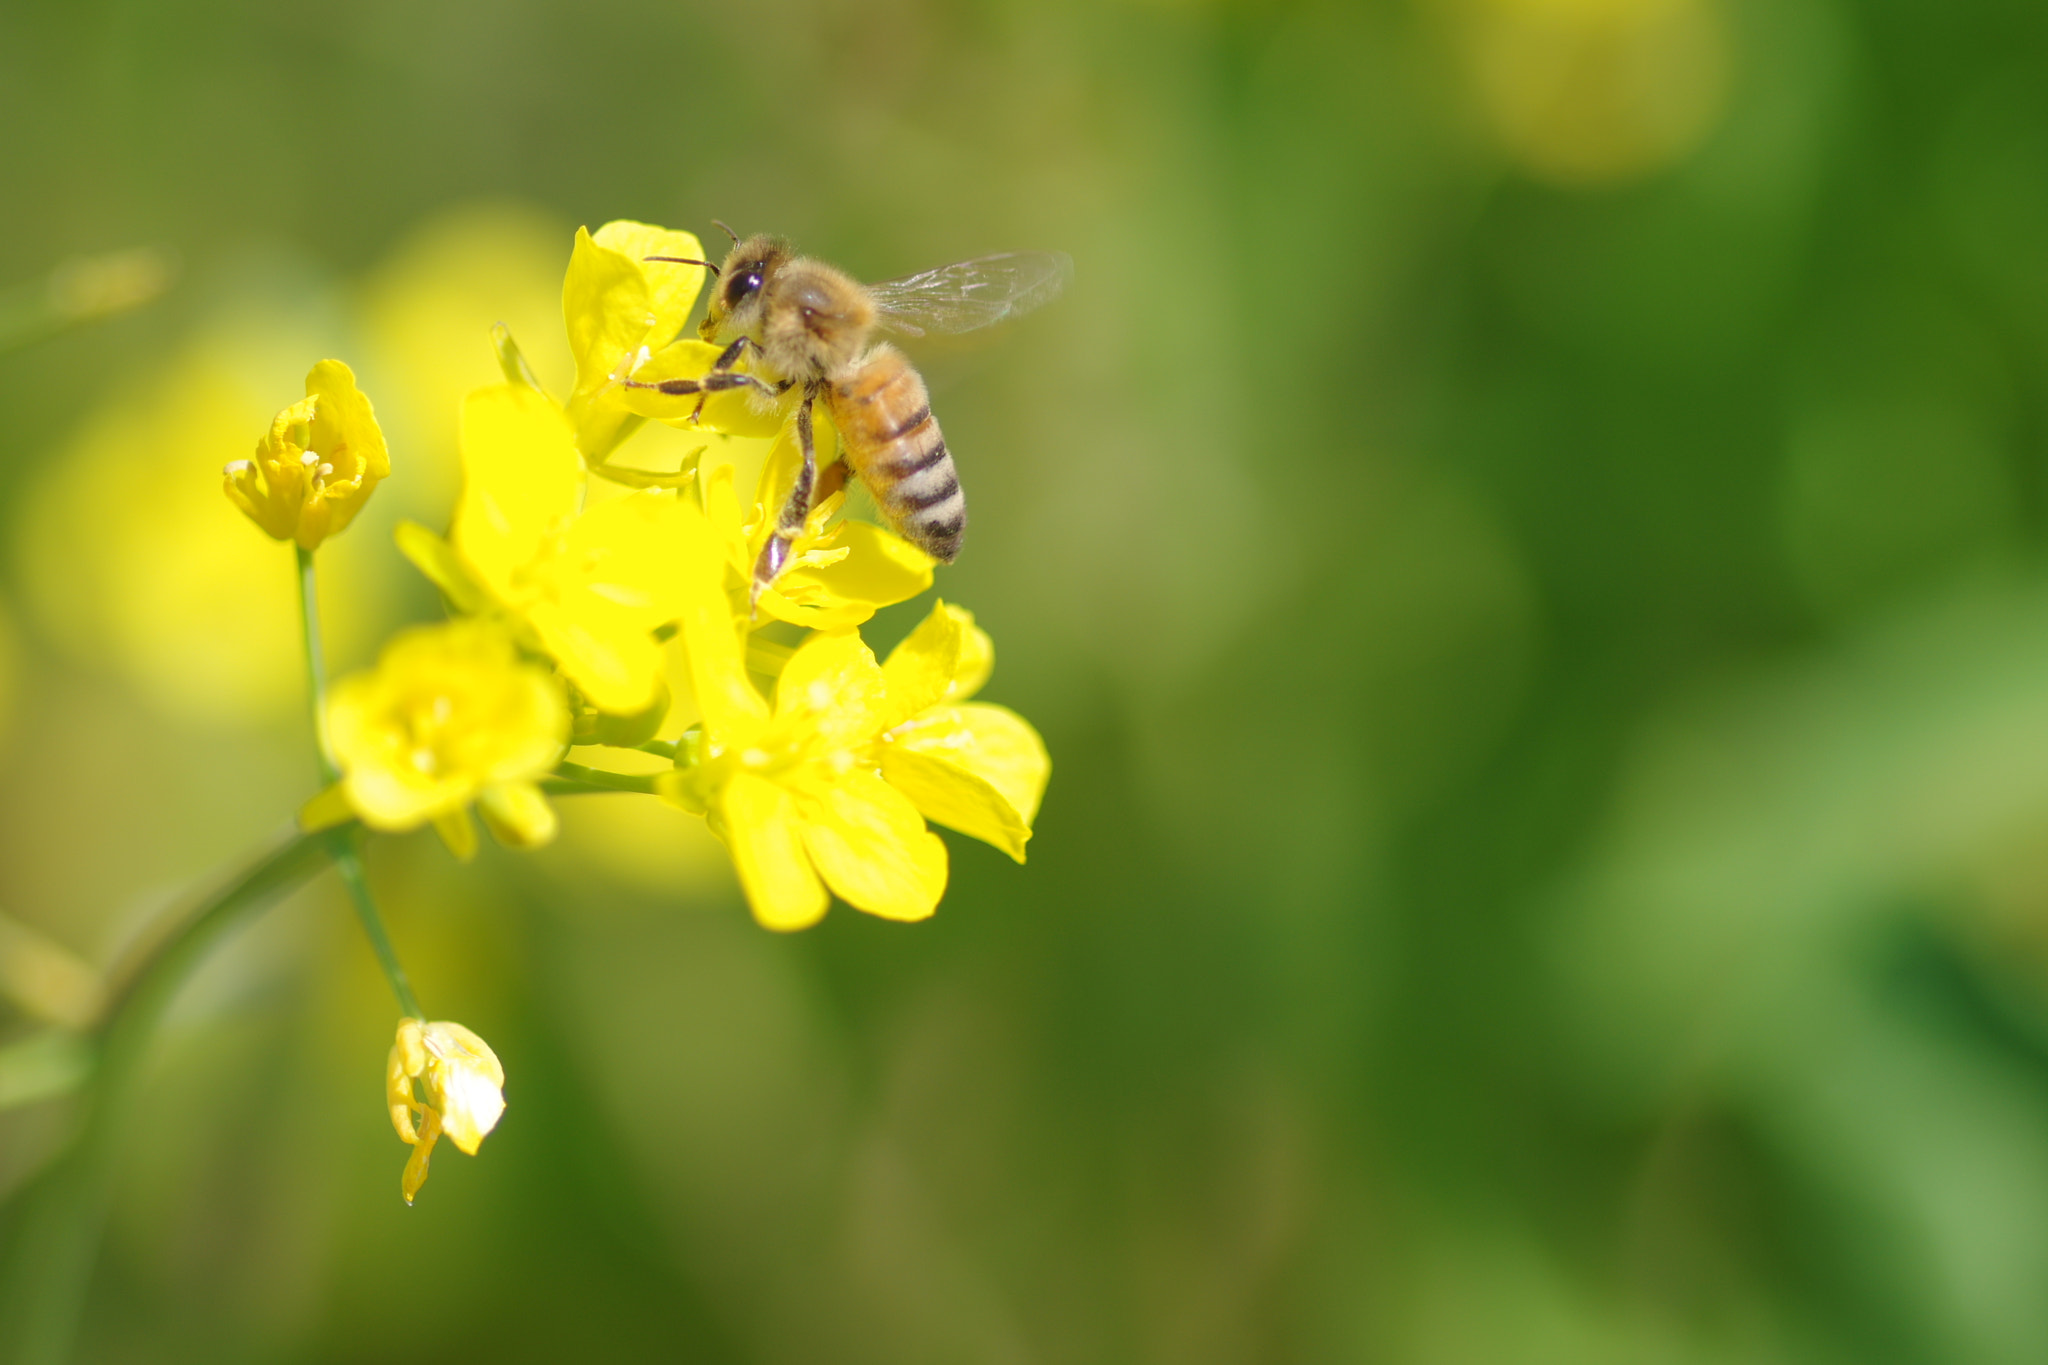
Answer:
[752, 386, 823, 609]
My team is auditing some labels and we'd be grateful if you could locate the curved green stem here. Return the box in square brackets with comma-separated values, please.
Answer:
[330, 830, 422, 1019]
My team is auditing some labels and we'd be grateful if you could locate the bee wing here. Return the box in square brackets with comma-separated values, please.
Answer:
[867, 252, 1073, 338]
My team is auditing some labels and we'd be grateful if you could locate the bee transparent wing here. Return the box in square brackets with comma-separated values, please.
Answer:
[867, 252, 1073, 338]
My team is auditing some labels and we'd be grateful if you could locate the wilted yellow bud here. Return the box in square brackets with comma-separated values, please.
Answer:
[223, 359, 389, 549]
[386, 1017, 506, 1205]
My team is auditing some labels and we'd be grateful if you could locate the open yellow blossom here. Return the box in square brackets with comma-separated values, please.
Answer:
[563, 220, 712, 463]
[223, 359, 389, 549]
[320, 618, 569, 860]
[398, 384, 706, 715]
[663, 594, 1049, 930]
[662, 625, 946, 930]
[387, 1017, 505, 1205]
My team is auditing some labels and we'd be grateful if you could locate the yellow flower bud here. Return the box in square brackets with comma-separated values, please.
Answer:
[386, 1017, 505, 1205]
[222, 359, 389, 549]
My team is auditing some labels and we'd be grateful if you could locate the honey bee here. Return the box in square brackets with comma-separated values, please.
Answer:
[630, 224, 1070, 600]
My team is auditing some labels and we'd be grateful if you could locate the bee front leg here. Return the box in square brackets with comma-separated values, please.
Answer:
[623, 337, 781, 421]
[752, 386, 822, 607]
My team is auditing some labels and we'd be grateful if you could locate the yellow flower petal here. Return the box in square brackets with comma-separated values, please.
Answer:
[715, 772, 829, 931]
[773, 629, 891, 748]
[299, 781, 354, 833]
[797, 767, 947, 921]
[878, 702, 1048, 863]
[519, 491, 697, 713]
[388, 1022, 426, 1144]
[477, 780, 558, 848]
[886, 702, 1050, 833]
[882, 600, 993, 721]
[452, 384, 582, 594]
[402, 1106, 441, 1205]
[417, 1020, 506, 1155]
[671, 496, 767, 738]
[563, 222, 707, 461]
[591, 220, 707, 352]
[762, 521, 936, 631]
[394, 521, 489, 616]
[434, 808, 479, 861]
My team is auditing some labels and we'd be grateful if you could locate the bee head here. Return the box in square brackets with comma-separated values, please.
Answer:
[699, 234, 792, 343]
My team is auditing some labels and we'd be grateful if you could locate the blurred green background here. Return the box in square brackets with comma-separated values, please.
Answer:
[8, 0, 2048, 1360]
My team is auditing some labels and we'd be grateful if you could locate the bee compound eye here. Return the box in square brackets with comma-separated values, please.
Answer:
[725, 268, 765, 306]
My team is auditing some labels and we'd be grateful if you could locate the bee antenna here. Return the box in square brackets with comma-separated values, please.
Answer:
[644, 255, 721, 276]
[711, 219, 742, 246]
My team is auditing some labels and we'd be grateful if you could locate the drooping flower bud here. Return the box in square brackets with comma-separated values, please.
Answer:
[386, 1017, 506, 1205]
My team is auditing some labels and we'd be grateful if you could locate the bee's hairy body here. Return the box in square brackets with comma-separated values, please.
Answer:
[705, 236, 965, 563]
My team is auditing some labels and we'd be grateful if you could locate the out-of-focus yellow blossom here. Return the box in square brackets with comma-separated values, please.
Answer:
[700, 434, 935, 630]
[662, 597, 1048, 930]
[563, 220, 711, 463]
[223, 359, 389, 549]
[399, 384, 705, 715]
[386, 1017, 505, 1205]
[876, 602, 1049, 863]
[319, 618, 569, 860]
[1445, 0, 1730, 186]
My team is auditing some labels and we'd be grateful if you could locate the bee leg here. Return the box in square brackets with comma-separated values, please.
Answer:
[752, 387, 822, 607]
[623, 338, 778, 421]
[689, 336, 756, 423]
[623, 370, 780, 412]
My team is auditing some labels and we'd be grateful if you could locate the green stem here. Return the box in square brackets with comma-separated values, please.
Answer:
[0, 825, 334, 1365]
[330, 830, 423, 1019]
[551, 760, 662, 795]
[295, 545, 337, 784]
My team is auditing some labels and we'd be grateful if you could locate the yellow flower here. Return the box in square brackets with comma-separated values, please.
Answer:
[662, 625, 945, 930]
[386, 1017, 505, 1205]
[398, 383, 708, 715]
[699, 438, 935, 631]
[662, 598, 1049, 930]
[320, 618, 569, 860]
[223, 359, 389, 549]
[563, 220, 713, 463]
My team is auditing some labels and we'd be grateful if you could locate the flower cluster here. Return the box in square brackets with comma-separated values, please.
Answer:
[226, 219, 1049, 1200]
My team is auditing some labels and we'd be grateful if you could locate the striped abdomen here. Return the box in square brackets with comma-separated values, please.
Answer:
[828, 344, 964, 562]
